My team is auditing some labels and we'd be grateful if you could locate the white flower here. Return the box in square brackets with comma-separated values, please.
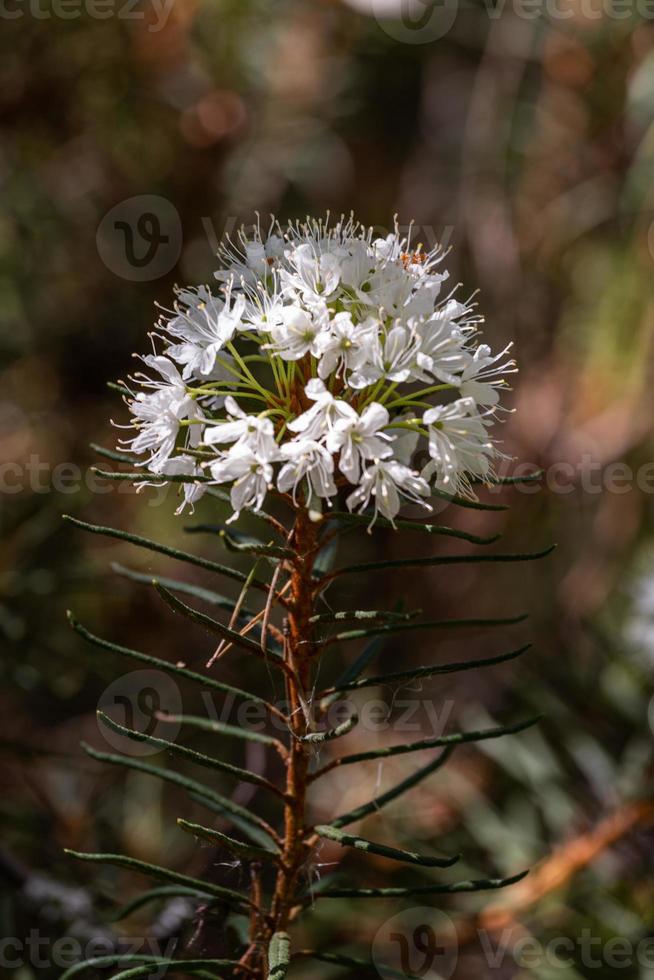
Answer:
[209, 445, 273, 521]
[317, 312, 376, 380]
[265, 303, 328, 361]
[203, 397, 279, 459]
[165, 284, 245, 378]
[327, 403, 392, 484]
[339, 240, 375, 291]
[117, 215, 514, 525]
[348, 325, 418, 389]
[414, 301, 473, 385]
[281, 242, 342, 300]
[156, 454, 206, 514]
[215, 229, 285, 286]
[287, 378, 356, 441]
[346, 459, 431, 525]
[122, 357, 202, 470]
[421, 397, 497, 495]
[278, 438, 337, 503]
[459, 343, 515, 407]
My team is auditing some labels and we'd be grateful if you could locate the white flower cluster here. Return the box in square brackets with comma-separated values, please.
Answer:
[119, 216, 514, 525]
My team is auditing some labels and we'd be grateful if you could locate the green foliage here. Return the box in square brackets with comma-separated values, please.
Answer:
[61, 461, 552, 977]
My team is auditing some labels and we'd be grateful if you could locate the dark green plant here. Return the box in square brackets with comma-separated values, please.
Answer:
[61, 217, 552, 978]
[61, 460, 549, 979]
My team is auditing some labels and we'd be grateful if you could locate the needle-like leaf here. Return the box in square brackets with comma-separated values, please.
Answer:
[110, 966, 226, 980]
[331, 746, 454, 828]
[158, 713, 285, 751]
[318, 869, 529, 898]
[91, 467, 212, 486]
[300, 713, 358, 743]
[431, 486, 509, 510]
[62, 515, 271, 594]
[111, 562, 253, 618]
[110, 885, 211, 922]
[184, 524, 293, 560]
[319, 644, 531, 696]
[326, 544, 556, 579]
[324, 613, 528, 646]
[81, 743, 278, 843]
[177, 819, 280, 860]
[64, 850, 252, 908]
[151, 582, 284, 661]
[96, 711, 285, 798]
[313, 825, 460, 868]
[310, 608, 419, 625]
[327, 510, 501, 545]
[320, 716, 541, 771]
[68, 612, 280, 715]
[295, 950, 423, 979]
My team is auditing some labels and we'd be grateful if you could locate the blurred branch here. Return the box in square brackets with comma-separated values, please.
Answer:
[457, 799, 654, 946]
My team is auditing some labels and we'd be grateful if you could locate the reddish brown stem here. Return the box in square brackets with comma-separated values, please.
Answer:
[237, 504, 321, 974]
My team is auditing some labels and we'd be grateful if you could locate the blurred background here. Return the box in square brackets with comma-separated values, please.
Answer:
[2, 1, 654, 977]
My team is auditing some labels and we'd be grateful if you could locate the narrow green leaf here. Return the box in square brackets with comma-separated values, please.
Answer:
[431, 486, 509, 510]
[62, 515, 270, 593]
[91, 467, 212, 486]
[328, 544, 556, 578]
[332, 747, 453, 828]
[61, 956, 167, 980]
[471, 469, 544, 485]
[152, 582, 283, 660]
[110, 885, 211, 922]
[96, 711, 284, 797]
[300, 713, 358, 743]
[296, 950, 423, 979]
[186, 794, 279, 850]
[326, 613, 528, 646]
[67, 612, 277, 713]
[319, 869, 528, 898]
[81, 743, 278, 842]
[111, 967, 226, 980]
[64, 850, 250, 908]
[321, 644, 532, 696]
[331, 716, 541, 767]
[111, 562, 252, 618]
[162, 713, 282, 748]
[184, 524, 292, 560]
[267, 932, 291, 979]
[328, 510, 501, 545]
[61, 958, 234, 980]
[310, 609, 419, 625]
[177, 819, 279, 860]
[314, 825, 459, 868]
[90, 443, 136, 464]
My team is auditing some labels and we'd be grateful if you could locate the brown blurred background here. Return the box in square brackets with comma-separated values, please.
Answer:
[2, 1, 654, 977]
